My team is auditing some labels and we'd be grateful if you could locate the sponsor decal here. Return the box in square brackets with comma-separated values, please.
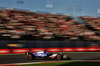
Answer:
[7, 44, 23, 48]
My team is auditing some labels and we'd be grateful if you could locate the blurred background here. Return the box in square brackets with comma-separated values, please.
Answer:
[0, 0, 100, 65]
[0, 0, 100, 53]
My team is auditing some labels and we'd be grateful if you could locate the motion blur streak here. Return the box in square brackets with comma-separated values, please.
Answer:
[0, 47, 100, 54]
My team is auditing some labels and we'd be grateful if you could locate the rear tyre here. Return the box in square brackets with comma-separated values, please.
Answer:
[56, 54, 62, 60]
[27, 54, 33, 60]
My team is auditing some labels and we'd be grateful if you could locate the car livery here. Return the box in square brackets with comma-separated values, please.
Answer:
[25, 51, 71, 60]
[32, 51, 53, 57]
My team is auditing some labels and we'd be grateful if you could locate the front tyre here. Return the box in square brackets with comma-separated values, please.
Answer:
[27, 54, 33, 60]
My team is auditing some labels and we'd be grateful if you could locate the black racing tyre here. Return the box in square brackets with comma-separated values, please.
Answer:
[56, 54, 62, 60]
[27, 54, 33, 60]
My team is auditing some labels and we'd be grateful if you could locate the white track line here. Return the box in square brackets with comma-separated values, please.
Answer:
[0, 60, 100, 66]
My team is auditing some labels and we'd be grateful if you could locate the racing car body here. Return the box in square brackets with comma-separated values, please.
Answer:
[25, 51, 70, 60]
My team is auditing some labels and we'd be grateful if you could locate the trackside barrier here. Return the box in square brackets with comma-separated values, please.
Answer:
[62, 48, 74, 52]
[30, 47, 100, 52]
[0, 49, 10, 54]
[0, 47, 100, 54]
[46, 48, 61, 52]
[12, 48, 29, 53]
[88, 47, 100, 51]
[74, 47, 89, 52]
[62, 47, 100, 52]
[30, 48, 45, 52]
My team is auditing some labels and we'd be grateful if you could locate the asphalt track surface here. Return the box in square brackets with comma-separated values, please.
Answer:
[0, 53, 100, 64]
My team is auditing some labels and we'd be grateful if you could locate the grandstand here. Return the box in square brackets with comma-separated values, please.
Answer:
[0, 9, 99, 41]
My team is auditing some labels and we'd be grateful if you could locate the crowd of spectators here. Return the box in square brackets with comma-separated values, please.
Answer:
[79, 16, 100, 40]
[0, 9, 98, 40]
[79, 16, 100, 30]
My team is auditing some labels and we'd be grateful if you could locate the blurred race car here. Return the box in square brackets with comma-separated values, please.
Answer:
[25, 50, 71, 60]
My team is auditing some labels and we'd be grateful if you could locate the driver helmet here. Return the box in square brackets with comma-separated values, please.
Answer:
[44, 50, 46, 53]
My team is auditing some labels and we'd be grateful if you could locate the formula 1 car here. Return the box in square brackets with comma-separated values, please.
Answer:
[25, 51, 71, 60]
